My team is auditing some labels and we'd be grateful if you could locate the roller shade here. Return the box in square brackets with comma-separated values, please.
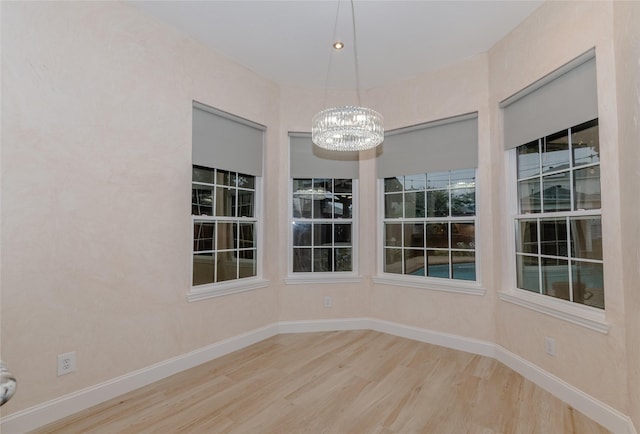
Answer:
[376, 113, 478, 179]
[192, 101, 265, 176]
[501, 49, 598, 149]
[290, 133, 359, 179]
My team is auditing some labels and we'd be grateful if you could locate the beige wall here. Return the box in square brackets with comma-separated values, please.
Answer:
[1, 0, 637, 426]
[613, 1, 640, 428]
[0, 1, 280, 413]
[488, 0, 629, 412]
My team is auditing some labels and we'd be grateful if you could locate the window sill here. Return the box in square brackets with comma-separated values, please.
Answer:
[373, 274, 486, 296]
[498, 289, 610, 334]
[285, 274, 362, 285]
[187, 278, 270, 302]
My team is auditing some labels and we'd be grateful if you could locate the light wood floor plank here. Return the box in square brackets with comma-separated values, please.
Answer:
[31, 331, 610, 434]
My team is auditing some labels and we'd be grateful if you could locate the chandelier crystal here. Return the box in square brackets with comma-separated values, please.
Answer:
[312, 106, 384, 151]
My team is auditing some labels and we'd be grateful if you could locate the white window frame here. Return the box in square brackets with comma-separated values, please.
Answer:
[499, 126, 610, 334]
[188, 168, 268, 302]
[286, 178, 361, 285]
[373, 170, 485, 296]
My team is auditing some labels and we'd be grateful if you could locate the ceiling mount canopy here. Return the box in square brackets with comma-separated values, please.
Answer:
[311, 0, 384, 152]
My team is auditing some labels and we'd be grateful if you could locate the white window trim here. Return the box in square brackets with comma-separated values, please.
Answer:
[287, 178, 361, 282]
[375, 176, 484, 296]
[501, 149, 610, 333]
[188, 175, 269, 302]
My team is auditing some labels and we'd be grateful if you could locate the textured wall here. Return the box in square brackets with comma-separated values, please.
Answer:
[0, 1, 280, 413]
[488, 1, 628, 412]
[613, 0, 640, 427]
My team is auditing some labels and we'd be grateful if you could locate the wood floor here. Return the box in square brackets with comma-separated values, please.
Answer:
[33, 331, 610, 434]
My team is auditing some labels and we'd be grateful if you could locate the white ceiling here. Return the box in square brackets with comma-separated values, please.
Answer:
[130, 0, 543, 90]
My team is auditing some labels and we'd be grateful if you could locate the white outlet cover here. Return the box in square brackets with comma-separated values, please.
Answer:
[57, 351, 77, 376]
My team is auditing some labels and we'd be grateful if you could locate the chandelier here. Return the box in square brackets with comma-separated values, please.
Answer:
[311, 0, 384, 152]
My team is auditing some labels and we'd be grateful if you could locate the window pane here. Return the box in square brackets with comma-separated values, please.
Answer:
[574, 166, 601, 210]
[313, 248, 332, 272]
[451, 223, 474, 249]
[451, 188, 475, 216]
[335, 248, 352, 272]
[404, 249, 425, 276]
[572, 261, 604, 309]
[237, 190, 254, 217]
[404, 223, 424, 248]
[314, 178, 332, 193]
[193, 166, 215, 184]
[426, 190, 449, 217]
[404, 191, 425, 218]
[540, 218, 567, 257]
[315, 195, 333, 219]
[542, 130, 570, 173]
[541, 258, 570, 301]
[384, 248, 403, 274]
[238, 249, 256, 278]
[426, 223, 448, 248]
[384, 177, 403, 192]
[570, 217, 602, 260]
[334, 179, 352, 194]
[516, 255, 539, 292]
[217, 251, 238, 282]
[292, 223, 311, 246]
[450, 169, 476, 187]
[517, 140, 540, 178]
[237, 173, 255, 189]
[542, 171, 571, 212]
[427, 250, 449, 278]
[238, 223, 254, 249]
[516, 219, 538, 254]
[293, 248, 312, 272]
[385, 193, 403, 218]
[572, 119, 599, 167]
[404, 174, 426, 191]
[452, 251, 476, 281]
[193, 253, 215, 286]
[216, 170, 236, 187]
[518, 179, 541, 213]
[427, 171, 449, 189]
[334, 194, 352, 219]
[192, 188, 214, 216]
[292, 195, 312, 218]
[334, 224, 351, 245]
[194, 222, 215, 251]
[314, 223, 332, 246]
[217, 222, 237, 250]
[293, 178, 312, 194]
[385, 223, 402, 247]
[216, 186, 236, 217]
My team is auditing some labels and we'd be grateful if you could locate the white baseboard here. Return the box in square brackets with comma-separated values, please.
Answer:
[1, 318, 636, 434]
[0, 323, 279, 434]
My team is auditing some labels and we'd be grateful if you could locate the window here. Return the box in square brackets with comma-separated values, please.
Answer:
[192, 166, 258, 285]
[514, 119, 603, 309]
[382, 169, 477, 281]
[291, 178, 354, 273]
[190, 102, 267, 300]
[288, 133, 359, 282]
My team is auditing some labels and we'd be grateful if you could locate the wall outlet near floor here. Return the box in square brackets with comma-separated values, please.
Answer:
[324, 295, 333, 308]
[544, 337, 556, 356]
[58, 351, 77, 376]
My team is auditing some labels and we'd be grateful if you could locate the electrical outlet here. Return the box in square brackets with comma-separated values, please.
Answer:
[57, 351, 76, 376]
[324, 295, 333, 308]
[544, 337, 556, 356]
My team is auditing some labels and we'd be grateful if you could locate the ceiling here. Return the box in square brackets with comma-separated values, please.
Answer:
[130, 1, 543, 90]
